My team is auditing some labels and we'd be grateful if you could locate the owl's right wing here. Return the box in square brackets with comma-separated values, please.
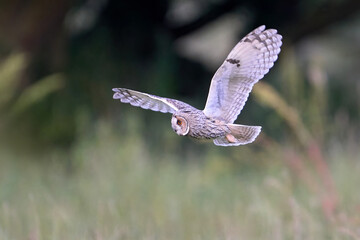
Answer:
[113, 88, 185, 114]
[203, 25, 282, 123]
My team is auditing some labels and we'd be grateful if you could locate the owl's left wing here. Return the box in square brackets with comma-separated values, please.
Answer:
[203, 25, 282, 123]
[113, 88, 184, 114]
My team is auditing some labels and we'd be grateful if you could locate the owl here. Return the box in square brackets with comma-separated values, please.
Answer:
[113, 25, 282, 146]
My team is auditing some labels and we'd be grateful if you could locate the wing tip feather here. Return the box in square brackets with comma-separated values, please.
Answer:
[112, 88, 119, 92]
[113, 92, 121, 99]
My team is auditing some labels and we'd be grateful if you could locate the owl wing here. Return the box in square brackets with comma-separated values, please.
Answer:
[112, 88, 187, 114]
[203, 25, 282, 123]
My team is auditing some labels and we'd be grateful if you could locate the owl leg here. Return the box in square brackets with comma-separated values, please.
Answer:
[225, 133, 237, 143]
[213, 124, 262, 146]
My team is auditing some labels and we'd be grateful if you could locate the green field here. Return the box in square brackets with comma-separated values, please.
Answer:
[1, 122, 359, 240]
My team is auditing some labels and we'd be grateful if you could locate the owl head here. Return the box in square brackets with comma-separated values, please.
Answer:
[171, 115, 189, 136]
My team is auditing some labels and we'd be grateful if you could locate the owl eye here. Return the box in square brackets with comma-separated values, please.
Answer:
[176, 119, 182, 126]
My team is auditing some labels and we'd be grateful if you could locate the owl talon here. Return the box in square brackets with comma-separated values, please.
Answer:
[225, 134, 237, 143]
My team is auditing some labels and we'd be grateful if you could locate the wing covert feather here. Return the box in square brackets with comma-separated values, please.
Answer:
[203, 25, 282, 123]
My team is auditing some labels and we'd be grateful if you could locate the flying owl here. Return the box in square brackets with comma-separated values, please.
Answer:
[113, 25, 282, 146]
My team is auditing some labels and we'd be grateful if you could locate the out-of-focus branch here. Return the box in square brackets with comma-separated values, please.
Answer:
[282, 0, 360, 43]
[169, 0, 360, 43]
[169, 0, 239, 39]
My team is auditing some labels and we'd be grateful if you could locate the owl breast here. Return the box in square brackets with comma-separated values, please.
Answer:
[185, 111, 227, 139]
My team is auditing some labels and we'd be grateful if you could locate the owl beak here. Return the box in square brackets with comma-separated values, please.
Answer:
[173, 128, 181, 135]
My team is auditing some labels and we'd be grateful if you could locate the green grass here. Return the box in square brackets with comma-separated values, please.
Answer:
[0, 122, 359, 240]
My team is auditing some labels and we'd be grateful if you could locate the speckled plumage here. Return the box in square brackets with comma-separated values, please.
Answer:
[174, 110, 226, 139]
[113, 25, 282, 146]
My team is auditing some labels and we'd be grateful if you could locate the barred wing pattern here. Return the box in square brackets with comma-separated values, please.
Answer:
[113, 88, 181, 114]
[203, 25, 282, 123]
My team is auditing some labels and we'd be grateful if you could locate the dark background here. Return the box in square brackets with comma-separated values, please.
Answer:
[0, 0, 359, 149]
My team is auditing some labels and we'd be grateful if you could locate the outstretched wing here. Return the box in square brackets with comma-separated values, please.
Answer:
[113, 88, 187, 114]
[203, 25, 282, 123]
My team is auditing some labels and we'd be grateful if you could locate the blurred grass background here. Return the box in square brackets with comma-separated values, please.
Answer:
[0, 0, 360, 239]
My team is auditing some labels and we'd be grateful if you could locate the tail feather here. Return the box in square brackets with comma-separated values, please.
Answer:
[213, 124, 261, 146]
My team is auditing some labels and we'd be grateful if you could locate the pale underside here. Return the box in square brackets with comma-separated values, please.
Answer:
[203, 25, 282, 123]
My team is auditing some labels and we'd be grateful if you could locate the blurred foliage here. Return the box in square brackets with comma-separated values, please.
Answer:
[10, 73, 65, 117]
[0, 53, 26, 108]
[253, 81, 311, 147]
[0, 122, 359, 239]
[0, 0, 359, 238]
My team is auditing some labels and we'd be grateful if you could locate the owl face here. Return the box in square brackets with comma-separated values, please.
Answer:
[171, 115, 189, 136]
